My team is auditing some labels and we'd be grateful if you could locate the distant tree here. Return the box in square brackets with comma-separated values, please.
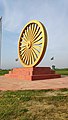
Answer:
[52, 65, 55, 70]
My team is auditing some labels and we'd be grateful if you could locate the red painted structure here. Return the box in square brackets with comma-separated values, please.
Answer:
[5, 67, 61, 80]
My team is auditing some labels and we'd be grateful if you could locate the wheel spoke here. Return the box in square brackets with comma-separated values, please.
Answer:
[34, 41, 42, 45]
[24, 50, 28, 64]
[19, 44, 25, 48]
[26, 26, 29, 35]
[33, 27, 40, 38]
[20, 48, 26, 55]
[21, 37, 27, 43]
[22, 49, 28, 63]
[32, 47, 40, 59]
[26, 26, 29, 39]
[20, 44, 26, 48]
[24, 29, 27, 38]
[34, 36, 42, 43]
[27, 50, 30, 65]
[31, 24, 36, 39]
[24, 54, 27, 64]
[30, 55, 32, 64]
[33, 47, 40, 54]
[33, 45, 41, 51]
[31, 50, 35, 62]
[32, 48, 38, 59]
[26, 49, 30, 65]
[23, 55, 26, 63]
[23, 32, 28, 41]
[33, 24, 37, 36]
[20, 46, 26, 51]
[29, 50, 32, 64]
[21, 51, 26, 59]
[33, 24, 36, 34]
[22, 51, 27, 63]
[33, 32, 42, 42]
[31, 24, 34, 34]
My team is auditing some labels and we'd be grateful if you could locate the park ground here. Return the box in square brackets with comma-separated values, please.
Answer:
[0, 89, 68, 120]
[0, 68, 68, 120]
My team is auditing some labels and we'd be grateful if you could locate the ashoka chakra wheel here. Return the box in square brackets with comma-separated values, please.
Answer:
[18, 20, 47, 67]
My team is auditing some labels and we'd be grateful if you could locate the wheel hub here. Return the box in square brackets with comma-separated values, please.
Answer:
[27, 41, 32, 49]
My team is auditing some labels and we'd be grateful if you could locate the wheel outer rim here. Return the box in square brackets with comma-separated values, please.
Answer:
[18, 20, 47, 67]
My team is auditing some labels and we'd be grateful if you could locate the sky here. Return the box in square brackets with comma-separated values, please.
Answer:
[0, 0, 68, 69]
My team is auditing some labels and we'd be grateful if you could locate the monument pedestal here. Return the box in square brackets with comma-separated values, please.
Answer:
[5, 67, 61, 80]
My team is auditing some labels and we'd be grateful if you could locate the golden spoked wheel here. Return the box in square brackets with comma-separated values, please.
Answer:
[18, 20, 47, 67]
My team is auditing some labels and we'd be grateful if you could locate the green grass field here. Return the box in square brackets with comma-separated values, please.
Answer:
[55, 68, 68, 75]
[0, 69, 10, 76]
[0, 68, 68, 76]
[0, 89, 68, 120]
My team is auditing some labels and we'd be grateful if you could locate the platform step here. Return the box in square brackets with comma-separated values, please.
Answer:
[5, 67, 61, 81]
[8, 67, 55, 75]
[5, 73, 61, 80]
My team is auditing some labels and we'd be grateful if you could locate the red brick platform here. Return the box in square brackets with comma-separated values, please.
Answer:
[5, 67, 61, 80]
[0, 76, 68, 91]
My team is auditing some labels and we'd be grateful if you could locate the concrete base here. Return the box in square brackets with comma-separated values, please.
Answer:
[5, 67, 61, 80]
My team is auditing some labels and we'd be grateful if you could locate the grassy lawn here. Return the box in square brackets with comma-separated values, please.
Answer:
[55, 68, 68, 75]
[0, 89, 68, 120]
[0, 69, 10, 76]
[0, 68, 68, 76]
